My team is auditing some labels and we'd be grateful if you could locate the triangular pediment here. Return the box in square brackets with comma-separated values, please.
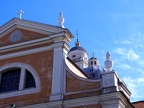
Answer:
[0, 18, 73, 46]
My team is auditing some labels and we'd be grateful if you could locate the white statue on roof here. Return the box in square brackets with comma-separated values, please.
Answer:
[58, 12, 65, 28]
[104, 52, 114, 71]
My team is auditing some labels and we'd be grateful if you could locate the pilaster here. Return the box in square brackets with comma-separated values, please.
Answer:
[49, 47, 64, 101]
[49, 41, 69, 101]
[100, 92, 127, 108]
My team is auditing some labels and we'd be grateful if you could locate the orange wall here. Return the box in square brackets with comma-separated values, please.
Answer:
[66, 72, 101, 92]
[65, 71, 101, 99]
[0, 50, 53, 107]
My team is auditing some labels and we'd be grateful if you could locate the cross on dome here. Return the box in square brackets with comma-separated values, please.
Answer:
[75, 29, 80, 42]
[92, 52, 95, 58]
[75, 30, 80, 47]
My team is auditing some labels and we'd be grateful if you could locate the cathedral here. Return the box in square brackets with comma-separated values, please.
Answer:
[0, 12, 135, 108]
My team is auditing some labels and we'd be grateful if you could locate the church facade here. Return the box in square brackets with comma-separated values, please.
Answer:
[0, 15, 134, 108]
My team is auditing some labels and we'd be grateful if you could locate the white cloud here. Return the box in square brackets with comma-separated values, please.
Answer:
[137, 60, 144, 67]
[113, 48, 139, 61]
[113, 48, 126, 55]
[121, 40, 132, 44]
[123, 77, 144, 102]
[127, 49, 139, 61]
[137, 78, 144, 84]
[116, 63, 131, 69]
[114, 40, 132, 44]
[114, 32, 144, 49]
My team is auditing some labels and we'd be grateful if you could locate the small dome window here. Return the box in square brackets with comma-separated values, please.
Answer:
[91, 61, 93, 65]
[72, 55, 76, 58]
[94, 61, 96, 65]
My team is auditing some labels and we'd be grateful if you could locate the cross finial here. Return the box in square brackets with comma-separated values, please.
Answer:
[76, 29, 80, 42]
[18, 10, 24, 19]
[92, 52, 95, 58]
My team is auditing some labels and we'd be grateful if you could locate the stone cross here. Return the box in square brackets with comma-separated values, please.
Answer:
[18, 10, 24, 19]
[76, 29, 80, 42]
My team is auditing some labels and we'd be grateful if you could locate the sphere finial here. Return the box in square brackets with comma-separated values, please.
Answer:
[104, 51, 114, 71]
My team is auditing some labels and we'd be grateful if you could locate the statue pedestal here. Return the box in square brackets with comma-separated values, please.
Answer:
[101, 71, 119, 93]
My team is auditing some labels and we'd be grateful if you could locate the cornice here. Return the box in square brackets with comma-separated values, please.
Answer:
[0, 18, 74, 43]
[0, 31, 70, 53]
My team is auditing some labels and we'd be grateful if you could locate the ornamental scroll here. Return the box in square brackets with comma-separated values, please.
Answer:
[9, 30, 23, 43]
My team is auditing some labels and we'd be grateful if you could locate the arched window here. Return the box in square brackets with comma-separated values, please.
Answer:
[0, 68, 21, 93]
[94, 61, 96, 65]
[0, 63, 40, 99]
[25, 70, 36, 88]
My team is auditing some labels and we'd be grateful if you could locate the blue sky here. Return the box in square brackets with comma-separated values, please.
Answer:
[1, 0, 144, 102]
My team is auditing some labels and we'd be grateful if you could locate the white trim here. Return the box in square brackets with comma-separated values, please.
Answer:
[0, 25, 16, 39]
[67, 69, 101, 82]
[63, 96, 100, 107]
[19, 67, 25, 90]
[16, 92, 131, 108]
[50, 47, 65, 101]
[17, 95, 100, 108]
[65, 64, 101, 83]
[0, 32, 66, 51]
[0, 41, 67, 61]
[0, 62, 41, 99]
[0, 45, 52, 60]
[0, 35, 51, 50]
[0, 88, 39, 99]
[0, 18, 73, 40]
[64, 88, 101, 95]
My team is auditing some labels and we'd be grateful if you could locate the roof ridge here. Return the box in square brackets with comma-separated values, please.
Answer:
[132, 100, 144, 103]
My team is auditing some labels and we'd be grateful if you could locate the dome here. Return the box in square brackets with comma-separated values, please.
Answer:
[83, 66, 105, 79]
[68, 46, 87, 53]
[68, 40, 89, 69]
[88, 53, 99, 67]
[68, 39, 87, 54]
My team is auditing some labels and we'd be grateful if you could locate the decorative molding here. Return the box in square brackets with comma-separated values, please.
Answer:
[65, 88, 101, 95]
[65, 58, 101, 82]
[0, 35, 51, 51]
[9, 30, 23, 43]
[0, 29, 40, 45]
[0, 45, 52, 60]
[16, 92, 132, 108]
[0, 31, 68, 52]
[0, 18, 73, 40]
[17, 96, 100, 108]
[0, 41, 67, 61]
